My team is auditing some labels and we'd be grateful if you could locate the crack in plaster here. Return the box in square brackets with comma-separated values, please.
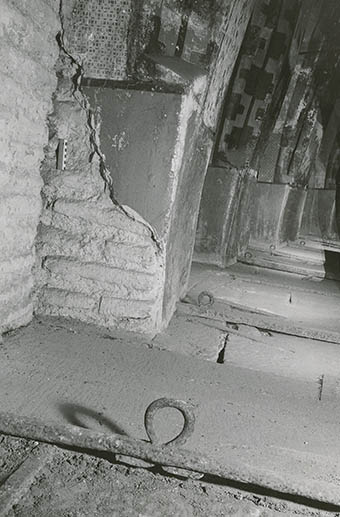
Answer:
[57, 0, 162, 253]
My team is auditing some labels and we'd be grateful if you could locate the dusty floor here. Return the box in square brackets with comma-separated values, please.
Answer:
[1, 434, 338, 516]
[1, 263, 340, 515]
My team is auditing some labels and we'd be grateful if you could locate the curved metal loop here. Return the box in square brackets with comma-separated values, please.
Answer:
[197, 291, 214, 307]
[144, 397, 195, 447]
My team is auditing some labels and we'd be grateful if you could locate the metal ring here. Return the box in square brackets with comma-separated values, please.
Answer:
[197, 291, 214, 307]
[144, 398, 195, 447]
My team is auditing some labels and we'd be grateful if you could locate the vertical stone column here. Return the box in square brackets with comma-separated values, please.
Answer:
[0, 0, 59, 333]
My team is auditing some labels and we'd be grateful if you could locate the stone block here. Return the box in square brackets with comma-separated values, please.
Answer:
[99, 296, 153, 320]
[279, 187, 307, 243]
[83, 87, 184, 239]
[152, 313, 226, 362]
[195, 166, 242, 266]
[203, 0, 255, 130]
[250, 182, 289, 247]
[51, 200, 152, 238]
[42, 171, 104, 202]
[37, 288, 100, 326]
[39, 288, 99, 312]
[162, 121, 212, 321]
[37, 224, 158, 275]
[226, 171, 257, 263]
[195, 166, 256, 266]
[250, 183, 307, 248]
[42, 258, 158, 301]
[104, 242, 157, 273]
[300, 189, 339, 241]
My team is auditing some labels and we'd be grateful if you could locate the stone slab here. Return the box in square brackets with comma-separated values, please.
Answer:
[300, 188, 339, 241]
[186, 261, 340, 341]
[195, 166, 241, 266]
[152, 312, 226, 362]
[1, 317, 340, 504]
[250, 183, 290, 246]
[224, 325, 340, 382]
[195, 166, 256, 267]
[83, 87, 183, 238]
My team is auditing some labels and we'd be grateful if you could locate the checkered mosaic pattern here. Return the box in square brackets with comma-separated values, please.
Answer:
[216, 0, 293, 179]
[68, 0, 132, 80]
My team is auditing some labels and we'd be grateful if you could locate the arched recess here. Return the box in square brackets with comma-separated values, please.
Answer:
[195, 0, 340, 278]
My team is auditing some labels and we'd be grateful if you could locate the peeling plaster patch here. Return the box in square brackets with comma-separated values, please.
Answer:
[111, 131, 129, 151]
[121, 205, 163, 254]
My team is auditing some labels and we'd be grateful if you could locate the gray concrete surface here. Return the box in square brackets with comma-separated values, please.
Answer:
[1, 316, 340, 505]
[188, 262, 340, 335]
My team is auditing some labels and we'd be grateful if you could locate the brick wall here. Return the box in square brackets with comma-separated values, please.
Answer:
[34, 52, 164, 334]
[0, 0, 60, 333]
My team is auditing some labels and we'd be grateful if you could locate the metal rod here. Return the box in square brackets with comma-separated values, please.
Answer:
[0, 410, 339, 508]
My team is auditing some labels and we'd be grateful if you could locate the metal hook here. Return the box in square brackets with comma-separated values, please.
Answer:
[144, 397, 195, 447]
[116, 397, 196, 470]
[197, 291, 214, 308]
[144, 397, 203, 479]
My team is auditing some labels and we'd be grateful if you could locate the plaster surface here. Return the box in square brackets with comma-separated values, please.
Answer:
[0, 0, 59, 333]
[83, 87, 184, 238]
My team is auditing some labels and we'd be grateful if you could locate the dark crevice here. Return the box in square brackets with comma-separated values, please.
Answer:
[20, 437, 338, 514]
[199, 474, 340, 513]
[174, 0, 193, 58]
[55, 1, 162, 253]
[318, 374, 325, 401]
[216, 334, 228, 364]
